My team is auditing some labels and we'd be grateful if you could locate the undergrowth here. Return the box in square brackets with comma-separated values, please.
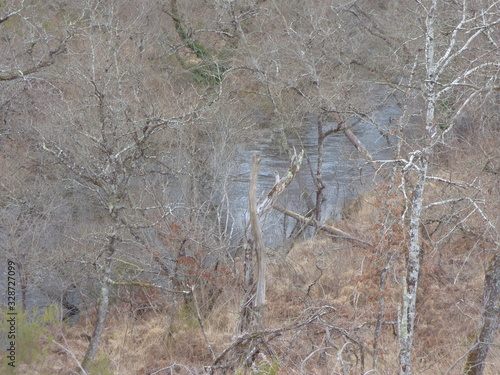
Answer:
[10, 127, 500, 374]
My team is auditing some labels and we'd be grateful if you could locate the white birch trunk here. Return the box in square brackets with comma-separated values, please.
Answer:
[398, 160, 428, 375]
[398, 2, 436, 373]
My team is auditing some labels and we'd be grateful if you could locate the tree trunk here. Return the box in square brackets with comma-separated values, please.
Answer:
[398, 159, 428, 375]
[80, 232, 115, 373]
[237, 152, 303, 335]
[373, 251, 396, 370]
[315, 119, 326, 221]
[398, 3, 435, 373]
[249, 155, 266, 330]
[464, 251, 500, 375]
[237, 156, 262, 335]
[238, 239, 254, 334]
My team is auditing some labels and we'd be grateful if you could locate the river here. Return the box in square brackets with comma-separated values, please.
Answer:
[229, 101, 400, 246]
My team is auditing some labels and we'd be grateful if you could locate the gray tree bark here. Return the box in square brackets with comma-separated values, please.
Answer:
[237, 151, 304, 335]
[80, 232, 115, 372]
[464, 251, 500, 375]
[249, 155, 266, 330]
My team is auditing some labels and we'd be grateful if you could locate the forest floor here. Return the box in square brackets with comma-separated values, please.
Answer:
[15, 127, 500, 375]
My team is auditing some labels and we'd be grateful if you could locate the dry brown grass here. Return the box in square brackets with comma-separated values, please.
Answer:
[28, 127, 500, 374]
[34, 232, 497, 375]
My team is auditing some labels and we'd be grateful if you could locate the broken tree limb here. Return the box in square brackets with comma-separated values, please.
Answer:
[257, 148, 304, 215]
[342, 125, 375, 164]
[273, 205, 372, 247]
[249, 155, 266, 327]
[329, 111, 388, 177]
[210, 306, 335, 374]
[237, 150, 305, 335]
[342, 123, 393, 179]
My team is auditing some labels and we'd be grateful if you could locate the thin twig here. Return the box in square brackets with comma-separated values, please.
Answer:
[190, 285, 216, 362]
[213, 307, 335, 366]
[52, 340, 87, 375]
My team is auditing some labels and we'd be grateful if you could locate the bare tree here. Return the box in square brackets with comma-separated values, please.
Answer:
[35, 0, 221, 370]
[258, 1, 499, 373]
[238, 150, 304, 333]
[1, 1, 499, 373]
[248, 155, 267, 330]
[394, 2, 499, 373]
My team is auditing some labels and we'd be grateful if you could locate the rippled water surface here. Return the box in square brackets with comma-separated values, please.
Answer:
[229, 102, 400, 245]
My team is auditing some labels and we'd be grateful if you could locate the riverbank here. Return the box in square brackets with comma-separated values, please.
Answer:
[8, 124, 499, 374]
